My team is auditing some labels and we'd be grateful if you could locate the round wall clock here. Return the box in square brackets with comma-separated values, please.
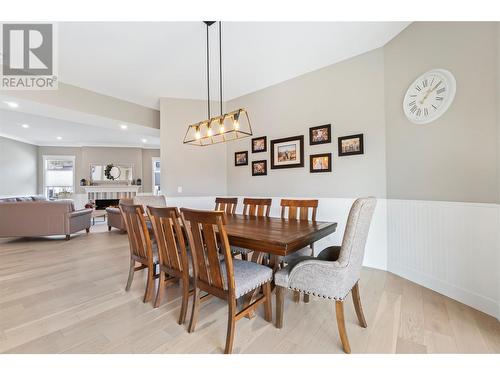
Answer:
[403, 69, 456, 125]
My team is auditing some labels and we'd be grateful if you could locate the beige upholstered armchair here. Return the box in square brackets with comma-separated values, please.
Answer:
[107, 195, 166, 232]
[274, 197, 377, 353]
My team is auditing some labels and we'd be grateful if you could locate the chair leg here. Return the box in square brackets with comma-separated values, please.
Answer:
[335, 300, 351, 354]
[275, 286, 285, 328]
[143, 265, 155, 303]
[304, 294, 310, 303]
[224, 298, 237, 354]
[351, 281, 367, 328]
[293, 291, 300, 303]
[241, 252, 248, 261]
[178, 278, 189, 325]
[125, 258, 135, 291]
[154, 271, 165, 308]
[263, 282, 272, 322]
[108, 226, 112, 231]
[188, 287, 200, 333]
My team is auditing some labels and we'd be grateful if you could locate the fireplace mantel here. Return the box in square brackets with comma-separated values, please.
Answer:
[83, 185, 140, 194]
[83, 185, 140, 200]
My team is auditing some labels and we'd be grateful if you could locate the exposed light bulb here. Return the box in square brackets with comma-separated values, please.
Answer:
[219, 124, 225, 134]
[195, 128, 201, 140]
[207, 127, 213, 136]
[234, 120, 239, 130]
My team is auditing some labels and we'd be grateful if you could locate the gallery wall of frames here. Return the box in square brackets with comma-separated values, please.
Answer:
[233, 123, 364, 176]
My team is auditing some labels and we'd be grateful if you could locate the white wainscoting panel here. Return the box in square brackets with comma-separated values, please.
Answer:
[387, 199, 500, 319]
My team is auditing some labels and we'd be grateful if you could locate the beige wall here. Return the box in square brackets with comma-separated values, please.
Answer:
[0, 136, 38, 196]
[37, 146, 159, 194]
[385, 22, 498, 203]
[160, 98, 227, 196]
[225, 48, 387, 198]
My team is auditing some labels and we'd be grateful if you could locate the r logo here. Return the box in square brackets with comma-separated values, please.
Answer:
[2, 24, 53, 76]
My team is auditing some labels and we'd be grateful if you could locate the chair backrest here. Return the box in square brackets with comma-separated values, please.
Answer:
[215, 197, 238, 214]
[243, 198, 272, 217]
[181, 208, 234, 298]
[120, 204, 154, 265]
[280, 199, 318, 221]
[147, 206, 189, 278]
[337, 197, 377, 278]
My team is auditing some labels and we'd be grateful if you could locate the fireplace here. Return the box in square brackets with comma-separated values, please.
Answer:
[95, 199, 120, 210]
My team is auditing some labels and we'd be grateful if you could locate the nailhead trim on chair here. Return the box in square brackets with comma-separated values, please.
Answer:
[286, 278, 360, 301]
[234, 276, 273, 298]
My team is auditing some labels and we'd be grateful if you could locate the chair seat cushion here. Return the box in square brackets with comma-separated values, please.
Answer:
[283, 246, 312, 263]
[274, 256, 316, 288]
[222, 259, 273, 298]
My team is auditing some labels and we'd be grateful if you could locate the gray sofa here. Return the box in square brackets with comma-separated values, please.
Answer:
[0, 196, 92, 240]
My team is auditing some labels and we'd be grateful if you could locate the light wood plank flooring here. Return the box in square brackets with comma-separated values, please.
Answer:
[0, 225, 499, 354]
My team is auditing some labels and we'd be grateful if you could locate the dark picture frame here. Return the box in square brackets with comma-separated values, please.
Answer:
[270, 135, 304, 169]
[251, 136, 267, 153]
[310, 153, 332, 173]
[252, 160, 267, 176]
[309, 124, 331, 145]
[338, 134, 364, 156]
[234, 151, 248, 166]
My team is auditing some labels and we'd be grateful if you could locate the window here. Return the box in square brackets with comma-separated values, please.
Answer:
[152, 157, 161, 195]
[43, 155, 76, 199]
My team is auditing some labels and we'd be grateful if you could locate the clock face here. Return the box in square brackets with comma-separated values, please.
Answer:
[403, 69, 456, 125]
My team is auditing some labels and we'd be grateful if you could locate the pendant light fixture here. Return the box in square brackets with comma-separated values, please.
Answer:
[183, 21, 252, 146]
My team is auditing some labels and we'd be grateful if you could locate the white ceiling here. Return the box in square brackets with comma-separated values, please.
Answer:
[58, 22, 410, 109]
[0, 107, 160, 148]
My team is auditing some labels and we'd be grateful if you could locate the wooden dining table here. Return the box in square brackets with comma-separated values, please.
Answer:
[223, 213, 338, 268]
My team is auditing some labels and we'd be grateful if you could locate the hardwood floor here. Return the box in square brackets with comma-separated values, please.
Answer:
[0, 225, 499, 354]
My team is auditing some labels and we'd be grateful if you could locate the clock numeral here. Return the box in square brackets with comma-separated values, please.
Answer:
[415, 85, 421, 92]
[416, 108, 422, 117]
[423, 79, 428, 87]
[436, 88, 446, 95]
[434, 81, 442, 90]
[432, 104, 437, 110]
[408, 101, 416, 107]
[410, 105, 418, 114]
[430, 77, 435, 86]
[436, 96, 444, 101]
[410, 94, 417, 97]
[424, 108, 429, 116]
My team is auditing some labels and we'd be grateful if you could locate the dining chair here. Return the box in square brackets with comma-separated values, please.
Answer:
[215, 197, 238, 214]
[232, 198, 272, 261]
[120, 203, 158, 303]
[147, 206, 191, 325]
[274, 197, 377, 353]
[180, 208, 273, 354]
[280, 199, 319, 302]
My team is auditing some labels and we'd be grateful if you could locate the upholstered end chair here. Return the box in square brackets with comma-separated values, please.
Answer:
[274, 197, 377, 353]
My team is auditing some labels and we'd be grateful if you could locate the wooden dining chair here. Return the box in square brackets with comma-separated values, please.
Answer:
[232, 198, 273, 261]
[280, 199, 319, 303]
[274, 198, 377, 353]
[120, 203, 157, 303]
[147, 206, 191, 325]
[180, 208, 273, 354]
[215, 197, 238, 214]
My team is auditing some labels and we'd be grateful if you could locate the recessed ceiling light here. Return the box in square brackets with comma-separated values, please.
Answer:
[21, 124, 30, 128]
[120, 124, 128, 130]
[3, 101, 19, 108]
[141, 139, 147, 143]
[56, 136, 62, 140]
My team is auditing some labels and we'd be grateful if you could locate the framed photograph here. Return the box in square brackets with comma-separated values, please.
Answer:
[252, 136, 267, 153]
[310, 153, 332, 173]
[234, 151, 248, 166]
[270, 135, 304, 169]
[309, 124, 331, 145]
[338, 134, 364, 156]
[252, 160, 267, 176]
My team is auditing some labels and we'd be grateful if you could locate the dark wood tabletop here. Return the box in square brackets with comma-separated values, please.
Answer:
[224, 214, 337, 257]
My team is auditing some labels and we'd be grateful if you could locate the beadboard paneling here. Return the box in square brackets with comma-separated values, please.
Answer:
[387, 199, 499, 319]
